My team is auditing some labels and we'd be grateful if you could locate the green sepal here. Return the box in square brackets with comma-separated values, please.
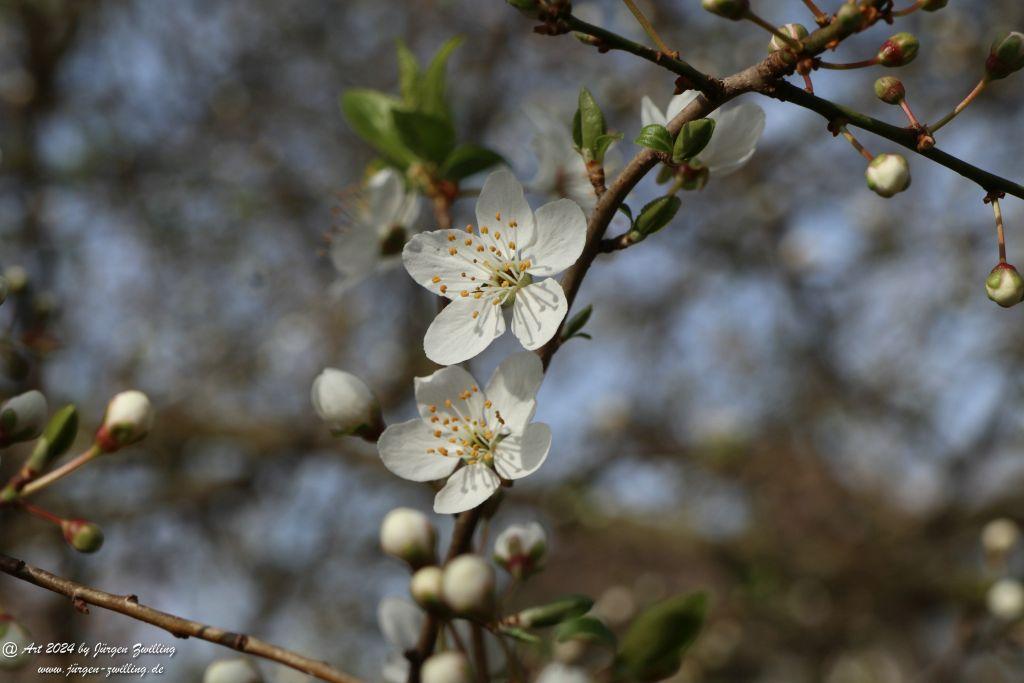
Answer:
[633, 195, 682, 238]
[634, 124, 673, 154]
[561, 304, 593, 342]
[672, 118, 716, 164]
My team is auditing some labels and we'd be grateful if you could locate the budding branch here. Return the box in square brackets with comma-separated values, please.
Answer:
[0, 553, 364, 683]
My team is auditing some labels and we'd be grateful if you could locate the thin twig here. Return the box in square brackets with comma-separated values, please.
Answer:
[0, 553, 364, 683]
[619, 0, 673, 57]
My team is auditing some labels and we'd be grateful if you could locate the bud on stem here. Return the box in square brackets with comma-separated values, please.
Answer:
[96, 390, 153, 452]
[61, 519, 105, 553]
[986, 31, 1024, 81]
[877, 33, 920, 68]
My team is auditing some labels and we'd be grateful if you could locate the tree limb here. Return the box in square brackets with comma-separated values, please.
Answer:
[0, 553, 364, 683]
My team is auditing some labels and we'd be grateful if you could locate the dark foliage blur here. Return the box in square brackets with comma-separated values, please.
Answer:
[2, 0, 1024, 681]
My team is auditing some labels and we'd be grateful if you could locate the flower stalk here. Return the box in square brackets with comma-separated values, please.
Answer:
[19, 444, 101, 497]
[743, 10, 803, 51]
[620, 0, 674, 58]
[928, 78, 988, 134]
[839, 125, 874, 161]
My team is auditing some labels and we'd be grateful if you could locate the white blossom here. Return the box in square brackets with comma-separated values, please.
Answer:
[203, 659, 264, 683]
[493, 521, 547, 578]
[422, 652, 473, 683]
[640, 92, 766, 178]
[331, 168, 420, 291]
[535, 663, 595, 683]
[525, 106, 606, 211]
[97, 390, 153, 452]
[403, 171, 586, 365]
[378, 352, 551, 514]
[311, 368, 383, 438]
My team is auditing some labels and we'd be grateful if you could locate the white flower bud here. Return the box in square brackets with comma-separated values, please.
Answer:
[493, 522, 547, 579]
[536, 662, 595, 683]
[701, 0, 749, 21]
[381, 507, 436, 567]
[311, 368, 383, 441]
[410, 566, 445, 610]
[96, 390, 153, 452]
[768, 23, 808, 52]
[987, 579, 1024, 620]
[442, 554, 495, 617]
[0, 390, 47, 446]
[982, 518, 1020, 555]
[865, 154, 911, 198]
[203, 658, 264, 683]
[421, 652, 473, 683]
[3, 266, 27, 293]
[0, 620, 33, 671]
[986, 263, 1024, 308]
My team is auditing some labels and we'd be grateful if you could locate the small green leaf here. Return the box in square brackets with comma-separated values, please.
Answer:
[25, 404, 78, 473]
[577, 88, 607, 161]
[395, 41, 421, 107]
[392, 110, 456, 165]
[614, 592, 707, 683]
[515, 595, 593, 628]
[340, 89, 415, 167]
[594, 132, 623, 163]
[561, 304, 593, 341]
[633, 195, 682, 238]
[655, 165, 675, 184]
[571, 108, 583, 150]
[634, 124, 673, 154]
[421, 36, 464, 122]
[556, 616, 617, 648]
[672, 118, 716, 163]
[439, 144, 504, 181]
[617, 204, 635, 224]
[499, 627, 542, 644]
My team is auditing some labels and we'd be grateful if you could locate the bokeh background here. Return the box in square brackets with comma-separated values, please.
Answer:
[2, 0, 1024, 680]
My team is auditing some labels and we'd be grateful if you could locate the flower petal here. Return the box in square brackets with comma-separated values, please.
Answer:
[423, 297, 506, 365]
[485, 352, 543, 433]
[415, 365, 485, 424]
[703, 102, 766, 177]
[434, 464, 501, 514]
[475, 170, 535, 247]
[330, 223, 380, 284]
[367, 169, 406, 228]
[640, 96, 666, 128]
[522, 198, 587, 277]
[403, 230, 490, 299]
[378, 597, 425, 650]
[379, 418, 461, 482]
[510, 278, 568, 351]
[665, 91, 700, 122]
[494, 422, 551, 480]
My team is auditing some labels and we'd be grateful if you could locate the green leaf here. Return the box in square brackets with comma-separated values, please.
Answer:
[392, 109, 456, 165]
[439, 144, 504, 181]
[556, 616, 617, 648]
[634, 124, 673, 154]
[617, 204, 634, 224]
[420, 36, 464, 122]
[594, 132, 623, 163]
[499, 627, 542, 644]
[340, 89, 415, 167]
[633, 195, 682, 238]
[614, 593, 707, 683]
[25, 404, 78, 473]
[515, 595, 593, 628]
[571, 108, 583, 151]
[672, 118, 716, 164]
[395, 41, 421, 107]
[561, 304, 593, 341]
[655, 164, 675, 184]
[577, 88, 606, 161]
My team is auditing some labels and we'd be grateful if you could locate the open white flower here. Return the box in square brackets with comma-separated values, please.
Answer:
[378, 597, 424, 683]
[378, 352, 551, 514]
[403, 170, 585, 365]
[640, 92, 766, 178]
[331, 168, 420, 291]
[526, 106, 604, 211]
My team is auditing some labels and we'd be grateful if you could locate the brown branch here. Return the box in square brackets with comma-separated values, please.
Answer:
[0, 553, 364, 683]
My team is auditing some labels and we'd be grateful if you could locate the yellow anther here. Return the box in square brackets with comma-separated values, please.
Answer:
[460, 290, 469, 297]
[434, 430, 442, 437]
[440, 285, 448, 293]
[481, 226, 489, 234]
[448, 247, 458, 256]
[508, 242, 516, 249]
[464, 239, 472, 246]
[472, 311, 479, 319]
[428, 405, 437, 413]
[431, 276, 441, 283]
[447, 233, 456, 242]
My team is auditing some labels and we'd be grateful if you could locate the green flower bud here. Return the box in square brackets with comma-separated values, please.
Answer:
[835, 3, 865, 32]
[96, 390, 153, 452]
[61, 519, 104, 553]
[380, 507, 436, 568]
[865, 154, 911, 198]
[0, 619, 33, 671]
[986, 31, 1024, 81]
[985, 263, 1024, 308]
[920, 0, 949, 10]
[442, 554, 495, 617]
[877, 32, 920, 67]
[768, 23, 808, 53]
[514, 595, 593, 628]
[0, 390, 47, 447]
[700, 0, 749, 21]
[410, 566, 445, 611]
[203, 658, 264, 683]
[422, 652, 473, 683]
[874, 77, 906, 104]
[24, 405, 78, 475]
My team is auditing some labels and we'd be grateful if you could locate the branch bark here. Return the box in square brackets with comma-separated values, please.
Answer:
[0, 553, 364, 683]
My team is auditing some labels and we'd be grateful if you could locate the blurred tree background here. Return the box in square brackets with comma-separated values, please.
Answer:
[2, 0, 1024, 680]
